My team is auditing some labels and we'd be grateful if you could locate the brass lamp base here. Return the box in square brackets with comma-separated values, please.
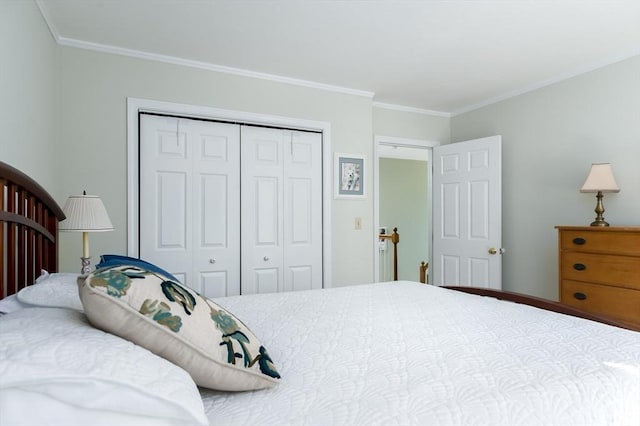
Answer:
[590, 191, 610, 227]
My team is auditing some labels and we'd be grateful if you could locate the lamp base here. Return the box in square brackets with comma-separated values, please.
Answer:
[590, 191, 610, 227]
[81, 257, 91, 275]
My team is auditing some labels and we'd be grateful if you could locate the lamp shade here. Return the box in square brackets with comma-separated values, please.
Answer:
[580, 163, 620, 193]
[59, 193, 114, 232]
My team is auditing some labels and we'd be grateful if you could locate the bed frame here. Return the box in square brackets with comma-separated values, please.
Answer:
[444, 286, 639, 332]
[1, 162, 637, 332]
[1, 161, 65, 299]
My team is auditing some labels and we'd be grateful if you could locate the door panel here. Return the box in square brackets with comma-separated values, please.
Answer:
[140, 116, 193, 285]
[191, 119, 241, 297]
[241, 127, 285, 295]
[284, 131, 322, 292]
[140, 115, 240, 297]
[433, 135, 502, 289]
[141, 116, 322, 296]
[242, 127, 322, 294]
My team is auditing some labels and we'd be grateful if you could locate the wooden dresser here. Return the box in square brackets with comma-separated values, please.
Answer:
[556, 226, 640, 329]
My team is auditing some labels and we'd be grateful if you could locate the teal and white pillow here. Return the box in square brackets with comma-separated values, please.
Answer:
[78, 264, 280, 391]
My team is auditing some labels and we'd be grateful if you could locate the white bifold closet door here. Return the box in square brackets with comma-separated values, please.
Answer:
[139, 114, 322, 298]
[241, 126, 323, 294]
[140, 115, 241, 297]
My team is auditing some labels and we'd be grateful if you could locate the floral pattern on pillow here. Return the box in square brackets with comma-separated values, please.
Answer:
[81, 265, 280, 390]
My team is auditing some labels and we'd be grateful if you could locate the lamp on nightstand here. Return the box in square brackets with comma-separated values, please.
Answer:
[580, 163, 620, 227]
[59, 191, 114, 274]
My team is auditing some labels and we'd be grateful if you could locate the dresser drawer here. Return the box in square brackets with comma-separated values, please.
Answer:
[561, 280, 640, 326]
[560, 229, 640, 256]
[561, 252, 640, 290]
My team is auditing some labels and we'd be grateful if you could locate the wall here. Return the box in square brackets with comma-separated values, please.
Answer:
[54, 46, 375, 286]
[451, 55, 640, 300]
[1, 1, 57, 192]
[379, 158, 429, 281]
[373, 107, 450, 143]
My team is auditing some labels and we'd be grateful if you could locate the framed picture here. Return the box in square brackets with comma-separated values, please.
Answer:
[334, 153, 365, 198]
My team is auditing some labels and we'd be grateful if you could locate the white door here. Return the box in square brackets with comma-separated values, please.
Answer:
[140, 115, 241, 297]
[284, 130, 323, 291]
[241, 126, 285, 294]
[241, 127, 323, 294]
[432, 136, 502, 289]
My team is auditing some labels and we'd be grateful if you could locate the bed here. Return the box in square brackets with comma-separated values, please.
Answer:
[1, 160, 639, 426]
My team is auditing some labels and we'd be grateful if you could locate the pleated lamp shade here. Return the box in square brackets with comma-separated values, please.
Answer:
[59, 193, 114, 232]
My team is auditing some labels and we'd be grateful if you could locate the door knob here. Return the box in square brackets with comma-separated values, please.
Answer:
[488, 247, 506, 255]
[263, 256, 269, 261]
[209, 258, 216, 264]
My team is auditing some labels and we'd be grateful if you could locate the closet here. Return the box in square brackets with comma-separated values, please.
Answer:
[139, 114, 322, 298]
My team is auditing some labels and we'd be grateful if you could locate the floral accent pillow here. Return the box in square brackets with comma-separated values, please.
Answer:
[78, 265, 280, 391]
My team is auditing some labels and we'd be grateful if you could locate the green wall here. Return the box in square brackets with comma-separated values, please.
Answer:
[55, 46, 376, 285]
[379, 158, 429, 282]
[7, 2, 639, 297]
[451, 55, 640, 299]
[373, 107, 450, 143]
[1, 1, 57, 192]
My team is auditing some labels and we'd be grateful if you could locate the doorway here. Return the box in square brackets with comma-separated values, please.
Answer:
[373, 136, 439, 282]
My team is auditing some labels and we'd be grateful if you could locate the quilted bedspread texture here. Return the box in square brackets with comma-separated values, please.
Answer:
[202, 281, 640, 426]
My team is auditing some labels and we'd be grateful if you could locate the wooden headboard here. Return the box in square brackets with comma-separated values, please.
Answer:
[0, 161, 65, 299]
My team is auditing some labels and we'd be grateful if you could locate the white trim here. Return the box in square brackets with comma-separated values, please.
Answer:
[373, 102, 451, 118]
[451, 50, 640, 116]
[54, 35, 374, 99]
[35, 0, 60, 42]
[38, 1, 639, 123]
[373, 136, 439, 283]
[127, 97, 333, 289]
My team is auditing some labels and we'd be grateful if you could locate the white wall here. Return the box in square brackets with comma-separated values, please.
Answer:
[451, 55, 640, 300]
[1, 1, 57, 192]
[54, 46, 375, 286]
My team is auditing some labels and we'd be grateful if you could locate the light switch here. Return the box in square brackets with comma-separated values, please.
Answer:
[355, 217, 362, 230]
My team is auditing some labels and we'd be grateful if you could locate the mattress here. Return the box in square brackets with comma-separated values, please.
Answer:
[201, 281, 640, 425]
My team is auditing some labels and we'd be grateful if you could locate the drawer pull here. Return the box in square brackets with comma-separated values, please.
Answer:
[573, 263, 586, 271]
[573, 292, 587, 301]
[572, 237, 586, 245]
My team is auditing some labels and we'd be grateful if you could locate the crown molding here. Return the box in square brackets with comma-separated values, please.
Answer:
[58, 36, 376, 98]
[451, 51, 640, 117]
[38, 0, 637, 119]
[373, 101, 451, 118]
[36, 1, 374, 100]
[35, 0, 60, 42]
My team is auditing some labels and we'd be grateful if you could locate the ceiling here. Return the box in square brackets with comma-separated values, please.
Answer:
[37, 0, 640, 116]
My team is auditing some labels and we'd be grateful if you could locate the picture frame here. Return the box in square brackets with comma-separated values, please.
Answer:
[334, 153, 365, 199]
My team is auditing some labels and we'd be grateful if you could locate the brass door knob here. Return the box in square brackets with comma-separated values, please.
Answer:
[488, 247, 497, 255]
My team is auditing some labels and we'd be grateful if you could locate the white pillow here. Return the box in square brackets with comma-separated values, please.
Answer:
[0, 294, 29, 314]
[16, 271, 83, 311]
[0, 307, 208, 426]
[79, 264, 281, 391]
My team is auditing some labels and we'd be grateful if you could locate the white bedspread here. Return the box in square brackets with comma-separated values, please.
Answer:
[201, 281, 640, 426]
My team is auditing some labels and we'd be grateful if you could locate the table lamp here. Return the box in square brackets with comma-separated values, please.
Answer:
[580, 163, 620, 227]
[59, 191, 114, 273]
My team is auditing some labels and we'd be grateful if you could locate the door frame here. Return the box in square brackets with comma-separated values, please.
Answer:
[127, 97, 333, 288]
[373, 135, 439, 282]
